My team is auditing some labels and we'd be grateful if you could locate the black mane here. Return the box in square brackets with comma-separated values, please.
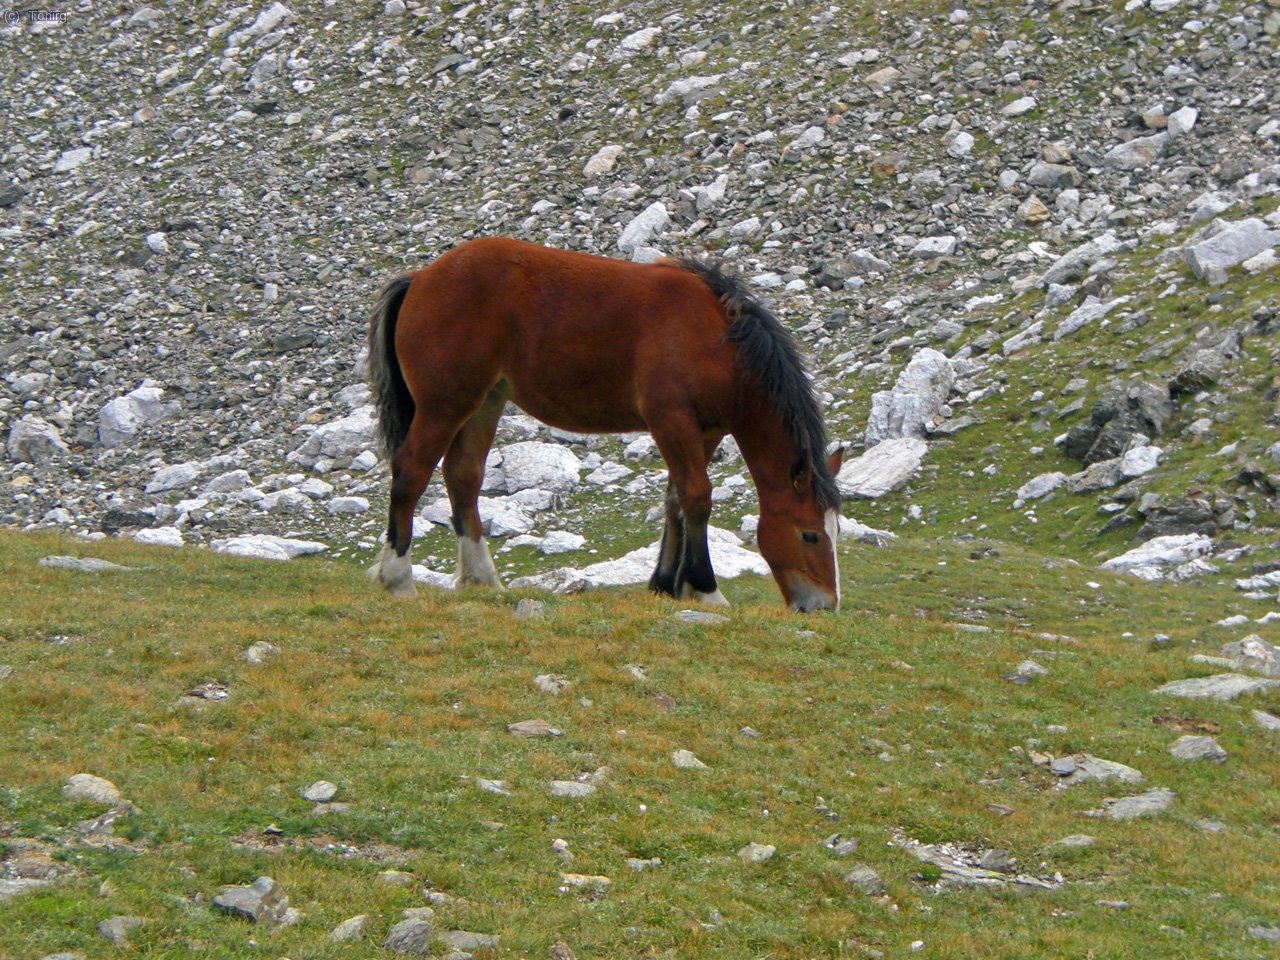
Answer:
[678, 258, 841, 511]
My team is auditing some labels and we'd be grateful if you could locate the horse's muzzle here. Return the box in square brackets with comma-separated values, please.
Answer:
[788, 581, 838, 613]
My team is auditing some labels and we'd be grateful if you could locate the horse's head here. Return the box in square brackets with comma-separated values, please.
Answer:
[755, 448, 844, 612]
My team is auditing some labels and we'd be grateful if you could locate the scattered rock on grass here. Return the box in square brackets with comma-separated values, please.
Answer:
[383, 918, 434, 956]
[737, 842, 776, 864]
[62, 774, 124, 807]
[330, 914, 371, 943]
[212, 876, 290, 924]
[1168, 735, 1227, 763]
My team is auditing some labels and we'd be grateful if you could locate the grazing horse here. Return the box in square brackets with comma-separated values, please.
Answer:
[366, 238, 843, 612]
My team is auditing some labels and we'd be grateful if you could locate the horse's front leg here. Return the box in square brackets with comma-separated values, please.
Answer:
[649, 425, 728, 607]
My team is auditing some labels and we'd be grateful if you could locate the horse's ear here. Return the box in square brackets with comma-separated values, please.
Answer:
[826, 446, 845, 476]
[790, 456, 812, 494]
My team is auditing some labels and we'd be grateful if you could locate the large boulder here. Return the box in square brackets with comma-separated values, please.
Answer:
[1062, 380, 1171, 465]
[7, 415, 69, 462]
[864, 349, 955, 448]
[1136, 492, 1234, 541]
[98, 383, 179, 447]
[1183, 218, 1279, 280]
[836, 437, 928, 499]
[1168, 327, 1244, 395]
[1100, 534, 1214, 580]
[491, 441, 582, 495]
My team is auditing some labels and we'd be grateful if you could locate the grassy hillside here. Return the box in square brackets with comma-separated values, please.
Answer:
[2, 531, 1278, 958]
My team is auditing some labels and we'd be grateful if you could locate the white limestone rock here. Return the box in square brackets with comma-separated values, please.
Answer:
[864, 348, 955, 447]
[837, 437, 928, 499]
[210, 535, 328, 561]
[1100, 534, 1213, 580]
[7, 415, 69, 462]
[98, 384, 180, 448]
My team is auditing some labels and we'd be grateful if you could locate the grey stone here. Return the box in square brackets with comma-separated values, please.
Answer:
[1221, 635, 1279, 676]
[383, 918, 434, 956]
[96, 916, 145, 946]
[437, 931, 500, 953]
[63, 774, 124, 807]
[98, 384, 179, 447]
[301, 780, 337, 802]
[910, 236, 957, 259]
[1137, 494, 1234, 541]
[1005, 660, 1048, 684]
[1183, 218, 1279, 280]
[1027, 162, 1081, 190]
[534, 673, 571, 695]
[1096, 787, 1176, 820]
[671, 749, 708, 769]
[1253, 709, 1280, 732]
[674, 610, 729, 625]
[549, 780, 596, 798]
[836, 437, 928, 498]
[145, 461, 205, 493]
[209, 535, 327, 561]
[1104, 132, 1168, 170]
[865, 348, 954, 447]
[1154, 673, 1280, 701]
[737, 842, 776, 864]
[494, 441, 582, 494]
[1057, 755, 1144, 788]
[40, 556, 134, 574]
[1168, 735, 1227, 763]
[508, 718, 562, 738]
[1063, 380, 1171, 465]
[618, 202, 669, 253]
[244, 641, 279, 664]
[7, 416, 70, 462]
[1101, 534, 1215, 581]
[1039, 233, 1121, 287]
[844, 864, 886, 895]
[330, 914, 371, 942]
[212, 876, 289, 924]
[1053, 296, 1129, 341]
[53, 147, 92, 173]
[288, 406, 377, 468]
[1167, 105, 1198, 139]
[0, 877, 51, 903]
[376, 870, 417, 887]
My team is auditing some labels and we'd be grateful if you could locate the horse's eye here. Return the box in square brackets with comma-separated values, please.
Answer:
[801, 531, 820, 545]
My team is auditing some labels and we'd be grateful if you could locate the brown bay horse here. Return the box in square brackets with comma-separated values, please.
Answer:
[366, 238, 843, 612]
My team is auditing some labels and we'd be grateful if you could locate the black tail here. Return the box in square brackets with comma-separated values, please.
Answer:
[367, 274, 415, 458]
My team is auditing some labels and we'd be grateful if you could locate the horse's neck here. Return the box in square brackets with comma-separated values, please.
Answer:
[729, 391, 797, 498]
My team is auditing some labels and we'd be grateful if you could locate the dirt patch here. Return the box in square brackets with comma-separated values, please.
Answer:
[1151, 715, 1220, 735]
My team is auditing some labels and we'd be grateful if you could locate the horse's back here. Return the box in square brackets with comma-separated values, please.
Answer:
[395, 239, 737, 433]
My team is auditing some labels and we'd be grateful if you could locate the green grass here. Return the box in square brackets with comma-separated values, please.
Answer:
[2, 529, 1278, 958]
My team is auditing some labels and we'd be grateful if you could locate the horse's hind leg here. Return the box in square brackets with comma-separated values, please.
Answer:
[648, 478, 685, 597]
[372, 417, 455, 597]
[443, 389, 506, 589]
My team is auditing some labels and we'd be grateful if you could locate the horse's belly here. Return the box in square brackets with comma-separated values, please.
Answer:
[507, 380, 648, 435]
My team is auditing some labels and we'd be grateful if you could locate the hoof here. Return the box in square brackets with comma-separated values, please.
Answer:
[371, 547, 416, 598]
[692, 588, 730, 608]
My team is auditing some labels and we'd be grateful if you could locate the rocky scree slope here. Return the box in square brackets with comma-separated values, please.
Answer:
[2, 0, 1279, 594]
